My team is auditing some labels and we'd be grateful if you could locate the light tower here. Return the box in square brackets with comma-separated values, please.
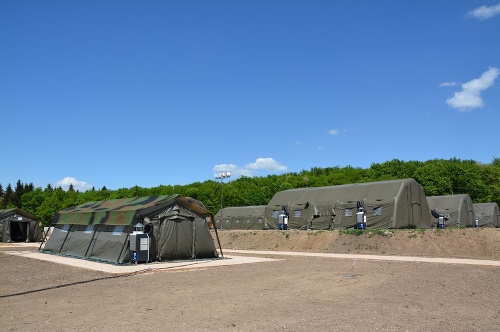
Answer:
[214, 172, 231, 229]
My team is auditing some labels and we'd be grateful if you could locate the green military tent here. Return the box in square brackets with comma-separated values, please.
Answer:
[264, 178, 431, 230]
[42, 195, 220, 263]
[426, 194, 476, 227]
[214, 206, 271, 230]
[0, 209, 43, 242]
[473, 202, 499, 227]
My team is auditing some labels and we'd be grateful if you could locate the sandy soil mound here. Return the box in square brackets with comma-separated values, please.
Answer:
[214, 228, 500, 260]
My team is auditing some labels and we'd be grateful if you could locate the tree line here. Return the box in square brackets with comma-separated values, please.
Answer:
[1, 158, 499, 227]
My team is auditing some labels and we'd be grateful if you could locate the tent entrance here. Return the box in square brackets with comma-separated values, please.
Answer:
[10, 221, 27, 242]
[157, 216, 195, 261]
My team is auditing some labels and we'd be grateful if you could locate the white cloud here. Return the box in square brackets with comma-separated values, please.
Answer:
[245, 158, 288, 171]
[439, 82, 457, 87]
[213, 158, 288, 179]
[213, 163, 238, 173]
[446, 67, 500, 111]
[328, 128, 347, 136]
[468, 3, 500, 20]
[56, 177, 92, 191]
[328, 129, 340, 135]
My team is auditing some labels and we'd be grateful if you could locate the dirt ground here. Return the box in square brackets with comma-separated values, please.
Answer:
[1, 228, 499, 332]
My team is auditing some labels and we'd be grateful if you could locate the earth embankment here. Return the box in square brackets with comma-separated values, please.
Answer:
[214, 228, 500, 260]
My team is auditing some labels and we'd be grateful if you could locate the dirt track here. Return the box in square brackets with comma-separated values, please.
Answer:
[1, 228, 499, 331]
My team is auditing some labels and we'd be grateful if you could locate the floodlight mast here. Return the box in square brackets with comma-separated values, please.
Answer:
[215, 172, 231, 230]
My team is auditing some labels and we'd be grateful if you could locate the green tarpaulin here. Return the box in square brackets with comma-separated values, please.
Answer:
[43, 195, 219, 263]
[0, 209, 42, 242]
[427, 194, 475, 227]
[214, 206, 270, 230]
[473, 202, 500, 228]
[264, 178, 431, 230]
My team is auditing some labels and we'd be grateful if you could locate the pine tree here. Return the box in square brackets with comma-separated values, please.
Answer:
[14, 180, 24, 208]
[0, 183, 4, 209]
[4, 184, 14, 208]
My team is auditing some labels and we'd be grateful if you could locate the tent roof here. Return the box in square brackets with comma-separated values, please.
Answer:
[426, 194, 473, 210]
[268, 178, 420, 207]
[0, 208, 41, 222]
[474, 202, 499, 213]
[427, 194, 471, 201]
[52, 194, 212, 225]
[474, 202, 499, 225]
[215, 205, 266, 218]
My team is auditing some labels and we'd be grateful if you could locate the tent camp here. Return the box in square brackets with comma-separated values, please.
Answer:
[214, 206, 271, 230]
[473, 202, 499, 228]
[0, 208, 43, 242]
[264, 178, 431, 230]
[42, 195, 220, 263]
[426, 194, 476, 228]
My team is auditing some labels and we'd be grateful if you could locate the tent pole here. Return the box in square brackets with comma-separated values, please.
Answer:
[212, 220, 223, 258]
[38, 225, 50, 251]
[26, 222, 30, 243]
[59, 225, 73, 254]
[84, 225, 98, 258]
[191, 218, 196, 259]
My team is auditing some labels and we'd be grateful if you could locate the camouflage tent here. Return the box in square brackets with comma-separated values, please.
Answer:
[264, 178, 431, 230]
[473, 202, 499, 228]
[426, 194, 476, 228]
[42, 195, 219, 263]
[0, 209, 43, 242]
[214, 206, 271, 230]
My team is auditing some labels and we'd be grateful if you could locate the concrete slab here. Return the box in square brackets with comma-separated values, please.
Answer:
[2, 250, 280, 274]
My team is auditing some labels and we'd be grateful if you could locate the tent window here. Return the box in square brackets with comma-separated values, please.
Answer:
[225, 219, 230, 224]
[345, 209, 352, 217]
[112, 225, 124, 235]
[272, 210, 279, 219]
[216, 219, 220, 224]
[294, 210, 301, 217]
[258, 218, 263, 223]
[236, 219, 240, 224]
[84, 225, 94, 234]
[246, 219, 251, 224]
[374, 207, 382, 216]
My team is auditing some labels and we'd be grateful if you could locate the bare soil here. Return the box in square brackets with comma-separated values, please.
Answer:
[1, 228, 499, 332]
[215, 228, 500, 260]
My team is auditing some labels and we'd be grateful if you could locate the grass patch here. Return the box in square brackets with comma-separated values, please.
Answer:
[339, 229, 393, 237]
[339, 229, 364, 236]
[369, 229, 387, 236]
[307, 230, 326, 236]
[355, 244, 379, 250]
[408, 231, 417, 238]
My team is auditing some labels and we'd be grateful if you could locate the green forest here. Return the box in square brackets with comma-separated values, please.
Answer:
[1, 158, 499, 227]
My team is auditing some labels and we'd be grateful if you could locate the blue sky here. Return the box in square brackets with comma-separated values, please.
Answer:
[1, 0, 499, 191]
